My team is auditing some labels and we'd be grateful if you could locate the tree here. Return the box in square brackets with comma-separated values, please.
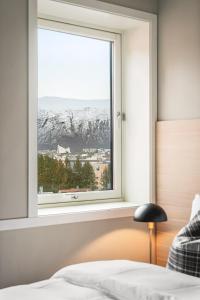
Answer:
[101, 165, 111, 190]
[81, 161, 96, 190]
[38, 155, 98, 193]
[38, 154, 45, 191]
[64, 157, 73, 188]
[38, 154, 66, 192]
[53, 159, 67, 192]
[38, 154, 56, 192]
[72, 158, 82, 188]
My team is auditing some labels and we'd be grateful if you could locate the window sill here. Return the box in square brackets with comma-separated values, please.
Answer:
[0, 202, 138, 231]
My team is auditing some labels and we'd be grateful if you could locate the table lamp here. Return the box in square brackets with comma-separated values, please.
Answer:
[134, 203, 167, 264]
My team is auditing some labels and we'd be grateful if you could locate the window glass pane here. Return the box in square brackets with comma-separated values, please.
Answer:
[38, 27, 113, 195]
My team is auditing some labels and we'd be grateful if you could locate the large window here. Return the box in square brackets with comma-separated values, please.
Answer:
[37, 20, 121, 205]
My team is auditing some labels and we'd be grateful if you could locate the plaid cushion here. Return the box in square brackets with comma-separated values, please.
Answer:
[167, 210, 200, 277]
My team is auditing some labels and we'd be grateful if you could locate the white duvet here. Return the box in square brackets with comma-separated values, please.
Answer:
[1, 260, 200, 300]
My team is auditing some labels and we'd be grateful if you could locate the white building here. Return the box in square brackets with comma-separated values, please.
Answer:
[57, 145, 71, 155]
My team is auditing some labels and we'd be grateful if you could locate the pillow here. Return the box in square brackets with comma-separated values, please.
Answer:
[190, 194, 200, 220]
[167, 210, 200, 277]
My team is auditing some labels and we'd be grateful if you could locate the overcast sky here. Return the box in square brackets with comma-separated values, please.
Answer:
[38, 28, 111, 100]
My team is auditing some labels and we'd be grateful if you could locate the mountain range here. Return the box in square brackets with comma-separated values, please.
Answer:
[38, 97, 111, 152]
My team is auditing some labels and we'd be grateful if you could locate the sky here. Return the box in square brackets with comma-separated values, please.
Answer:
[38, 28, 111, 100]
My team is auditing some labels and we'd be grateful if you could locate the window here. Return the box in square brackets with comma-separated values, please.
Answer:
[37, 19, 122, 205]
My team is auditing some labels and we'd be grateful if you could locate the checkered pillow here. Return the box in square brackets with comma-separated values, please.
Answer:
[167, 210, 200, 277]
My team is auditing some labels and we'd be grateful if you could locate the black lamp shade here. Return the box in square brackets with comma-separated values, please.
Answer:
[134, 203, 167, 223]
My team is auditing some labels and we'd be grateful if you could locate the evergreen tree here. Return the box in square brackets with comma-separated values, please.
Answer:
[81, 161, 96, 190]
[38, 154, 45, 191]
[53, 159, 67, 192]
[64, 157, 73, 188]
[38, 155, 98, 193]
[72, 158, 83, 188]
[38, 154, 65, 192]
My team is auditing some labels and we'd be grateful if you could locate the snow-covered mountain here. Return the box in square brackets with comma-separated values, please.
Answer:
[38, 97, 111, 152]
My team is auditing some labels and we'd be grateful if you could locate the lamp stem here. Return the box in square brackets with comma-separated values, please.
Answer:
[148, 222, 154, 264]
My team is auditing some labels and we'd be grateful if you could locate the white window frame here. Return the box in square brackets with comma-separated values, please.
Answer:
[37, 18, 122, 205]
[22, 0, 157, 226]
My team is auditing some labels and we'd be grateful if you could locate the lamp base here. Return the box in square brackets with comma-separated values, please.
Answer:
[148, 222, 155, 264]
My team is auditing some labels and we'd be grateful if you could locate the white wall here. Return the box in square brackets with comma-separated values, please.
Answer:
[0, 0, 28, 219]
[158, 0, 200, 120]
[0, 218, 149, 288]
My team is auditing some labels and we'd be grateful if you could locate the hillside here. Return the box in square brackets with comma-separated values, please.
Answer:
[38, 97, 111, 152]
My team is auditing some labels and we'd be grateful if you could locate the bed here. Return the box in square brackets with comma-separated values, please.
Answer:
[1, 259, 200, 300]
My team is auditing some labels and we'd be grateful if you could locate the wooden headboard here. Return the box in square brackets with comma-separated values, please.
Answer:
[156, 119, 200, 266]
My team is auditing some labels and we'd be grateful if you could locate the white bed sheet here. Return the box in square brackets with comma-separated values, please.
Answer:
[1, 260, 200, 300]
[0, 278, 110, 300]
